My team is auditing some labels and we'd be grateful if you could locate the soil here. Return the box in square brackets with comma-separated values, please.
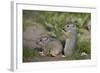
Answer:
[23, 56, 68, 62]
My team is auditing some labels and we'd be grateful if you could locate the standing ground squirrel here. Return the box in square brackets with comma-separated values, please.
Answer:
[62, 23, 77, 57]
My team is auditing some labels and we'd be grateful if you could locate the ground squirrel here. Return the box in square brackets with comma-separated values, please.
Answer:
[62, 23, 77, 57]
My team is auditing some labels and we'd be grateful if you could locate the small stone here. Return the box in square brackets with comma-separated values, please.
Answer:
[61, 55, 66, 57]
[81, 52, 88, 56]
[39, 52, 45, 56]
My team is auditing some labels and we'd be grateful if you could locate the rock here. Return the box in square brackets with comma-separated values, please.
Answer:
[23, 23, 49, 49]
[81, 52, 88, 56]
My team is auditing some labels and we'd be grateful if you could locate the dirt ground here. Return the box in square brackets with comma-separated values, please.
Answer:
[23, 56, 69, 62]
[23, 56, 89, 62]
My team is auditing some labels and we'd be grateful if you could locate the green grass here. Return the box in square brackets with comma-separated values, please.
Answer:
[23, 47, 39, 62]
[23, 10, 91, 38]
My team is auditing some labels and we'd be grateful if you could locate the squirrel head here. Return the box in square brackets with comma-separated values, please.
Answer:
[64, 22, 76, 32]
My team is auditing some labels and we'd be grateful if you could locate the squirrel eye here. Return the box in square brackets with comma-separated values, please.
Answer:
[40, 39, 42, 42]
[67, 25, 69, 27]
